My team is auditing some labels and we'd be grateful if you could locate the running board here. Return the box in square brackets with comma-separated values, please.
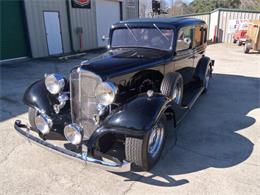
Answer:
[187, 87, 204, 109]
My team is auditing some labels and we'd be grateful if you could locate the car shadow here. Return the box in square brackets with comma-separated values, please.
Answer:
[113, 73, 259, 187]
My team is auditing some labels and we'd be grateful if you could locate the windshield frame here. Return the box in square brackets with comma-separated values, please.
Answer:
[109, 26, 175, 52]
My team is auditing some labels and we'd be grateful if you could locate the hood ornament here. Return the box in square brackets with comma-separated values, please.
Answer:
[147, 90, 154, 98]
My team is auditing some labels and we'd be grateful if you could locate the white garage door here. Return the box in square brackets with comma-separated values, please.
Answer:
[96, 0, 120, 47]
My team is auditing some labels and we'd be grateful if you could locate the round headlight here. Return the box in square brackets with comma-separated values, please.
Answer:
[35, 114, 53, 135]
[95, 82, 117, 106]
[64, 124, 82, 145]
[45, 74, 65, 95]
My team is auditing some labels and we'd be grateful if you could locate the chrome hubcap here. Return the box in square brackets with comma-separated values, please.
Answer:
[172, 82, 182, 104]
[205, 71, 210, 89]
[148, 124, 164, 157]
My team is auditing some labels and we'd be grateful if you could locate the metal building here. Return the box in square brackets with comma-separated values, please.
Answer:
[0, 0, 139, 61]
[139, 6, 260, 44]
[210, 8, 260, 43]
[170, 9, 260, 43]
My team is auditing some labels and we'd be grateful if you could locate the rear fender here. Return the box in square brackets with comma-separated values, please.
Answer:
[194, 56, 212, 81]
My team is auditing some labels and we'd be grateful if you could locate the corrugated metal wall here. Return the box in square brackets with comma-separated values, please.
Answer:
[188, 14, 210, 27]
[122, 0, 139, 19]
[68, 0, 98, 52]
[178, 9, 260, 43]
[218, 10, 260, 43]
[24, 0, 139, 58]
[24, 0, 71, 58]
[208, 10, 219, 41]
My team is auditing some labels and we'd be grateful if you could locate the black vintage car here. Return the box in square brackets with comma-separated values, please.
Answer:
[15, 17, 214, 171]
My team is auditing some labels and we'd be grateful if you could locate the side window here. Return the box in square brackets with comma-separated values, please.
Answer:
[203, 27, 207, 43]
[194, 25, 203, 47]
[176, 26, 193, 51]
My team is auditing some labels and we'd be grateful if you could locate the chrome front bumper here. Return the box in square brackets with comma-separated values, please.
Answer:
[14, 120, 131, 172]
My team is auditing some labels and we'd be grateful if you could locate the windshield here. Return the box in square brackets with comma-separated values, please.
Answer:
[111, 27, 174, 51]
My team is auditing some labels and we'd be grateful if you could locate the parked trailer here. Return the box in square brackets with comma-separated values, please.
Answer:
[244, 20, 260, 53]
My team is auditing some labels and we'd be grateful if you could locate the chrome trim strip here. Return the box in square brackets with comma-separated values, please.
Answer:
[14, 120, 131, 172]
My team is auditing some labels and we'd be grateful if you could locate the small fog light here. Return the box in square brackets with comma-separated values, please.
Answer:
[35, 114, 53, 135]
[64, 124, 83, 145]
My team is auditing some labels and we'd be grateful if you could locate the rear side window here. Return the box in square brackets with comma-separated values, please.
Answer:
[176, 26, 193, 51]
[194, 25, 203, 47]
[194, 25, 207, 47]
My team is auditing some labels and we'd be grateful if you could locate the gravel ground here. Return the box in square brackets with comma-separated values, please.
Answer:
[0, 43, 259, 195]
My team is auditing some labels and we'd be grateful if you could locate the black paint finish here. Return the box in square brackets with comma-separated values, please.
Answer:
[21, 17, 213, 155]
[104, 93, 170, 131]
[23, 79, 56, 115]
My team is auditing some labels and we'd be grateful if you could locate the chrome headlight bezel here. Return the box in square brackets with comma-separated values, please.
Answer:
[35, 113, 53, 135]
[45, 73, 65, 95]
[95, 81, 118, 106]
[64, 123, 83, 145]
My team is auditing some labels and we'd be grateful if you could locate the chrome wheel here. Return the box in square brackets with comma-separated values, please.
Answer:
[148, 123, 164, 158]
[172, 81, 182, 104]
[205, 70, 210, 89]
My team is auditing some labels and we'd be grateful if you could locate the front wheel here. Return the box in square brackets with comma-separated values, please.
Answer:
[125, 117, 165, 170]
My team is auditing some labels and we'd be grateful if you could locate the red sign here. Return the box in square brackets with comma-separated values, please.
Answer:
[71, 0, 91, 9]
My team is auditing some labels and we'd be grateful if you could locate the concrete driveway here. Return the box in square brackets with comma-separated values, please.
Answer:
[0, 44, 260, 195]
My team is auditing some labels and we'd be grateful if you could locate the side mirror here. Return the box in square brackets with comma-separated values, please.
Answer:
[184, 37, 191, 45]
[102, 35, 109, 42]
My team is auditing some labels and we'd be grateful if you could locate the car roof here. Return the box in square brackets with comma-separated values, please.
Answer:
[114, 17, 206, 29]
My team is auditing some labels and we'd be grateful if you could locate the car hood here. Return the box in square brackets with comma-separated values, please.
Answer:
[80, 48, 172, 79]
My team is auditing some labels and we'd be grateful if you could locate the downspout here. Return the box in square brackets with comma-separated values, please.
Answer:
[66, 0, 75, 52]
[216, 9, 221, 43]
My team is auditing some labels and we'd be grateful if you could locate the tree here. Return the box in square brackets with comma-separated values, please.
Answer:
[190, 0, 241, 13]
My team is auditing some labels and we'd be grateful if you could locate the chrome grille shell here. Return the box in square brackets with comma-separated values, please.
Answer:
[70, 67, 102, 139]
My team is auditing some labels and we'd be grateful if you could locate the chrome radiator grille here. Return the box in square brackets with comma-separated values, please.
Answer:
[70, 68, 102, 139]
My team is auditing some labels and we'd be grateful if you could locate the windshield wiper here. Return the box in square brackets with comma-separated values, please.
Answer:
[153, 23, 169, 41]
[124, 23, 138, 42]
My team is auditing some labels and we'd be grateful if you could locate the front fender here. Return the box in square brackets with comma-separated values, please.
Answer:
[87, 93, 171, 148]
[104, 93, 170, 132]
[23, 79, 57, 115]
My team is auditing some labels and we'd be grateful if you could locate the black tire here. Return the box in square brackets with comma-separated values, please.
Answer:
[203, 65, 211, 93]
[236, 40, 242, 46]
[233, 39, 237, 44]
[125, 117, 166, 171]
[28, 107, 38, 130]
[244, 44, 250, 54]
[160, 72, 183, 105]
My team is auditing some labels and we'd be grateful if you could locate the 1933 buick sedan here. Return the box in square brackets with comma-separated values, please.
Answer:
[15, 17, 214, 171]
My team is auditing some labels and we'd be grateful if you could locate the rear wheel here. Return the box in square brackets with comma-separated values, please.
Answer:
[233, 39, 237, 44]
[203, 66, 211, 93]
[125, 117, 165, 170]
